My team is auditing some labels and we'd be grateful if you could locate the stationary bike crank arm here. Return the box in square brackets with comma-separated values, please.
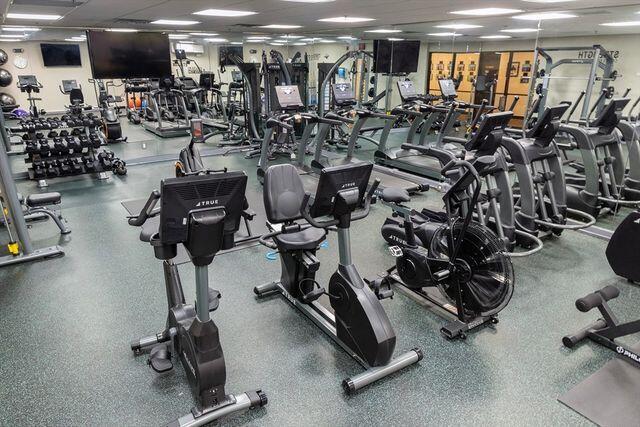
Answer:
[534, 208, 596, 231]
[342, 349, 423, 394]
[170, 390, 268, 427]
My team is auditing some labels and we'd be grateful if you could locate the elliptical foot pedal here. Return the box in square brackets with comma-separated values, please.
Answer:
[148, 344, 173, 373]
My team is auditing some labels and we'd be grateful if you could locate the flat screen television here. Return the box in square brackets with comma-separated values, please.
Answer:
[40, 43, 81, 67]
[86, 31, 171, 79]
[373, 40, 421, 74]
[219, 45, 243, 67]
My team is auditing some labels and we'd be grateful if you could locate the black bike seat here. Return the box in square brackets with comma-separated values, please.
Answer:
[381, 187, 411, 204]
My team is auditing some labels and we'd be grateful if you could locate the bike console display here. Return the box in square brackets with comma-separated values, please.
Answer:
[310, 162, 372, 218]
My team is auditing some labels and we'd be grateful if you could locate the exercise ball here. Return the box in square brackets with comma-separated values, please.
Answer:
[0, 93, 16, 106]
[0, 50, 8, 66]
[0, 69, 12, 87]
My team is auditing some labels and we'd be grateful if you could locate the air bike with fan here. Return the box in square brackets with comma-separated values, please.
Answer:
[370, 156, 515, 340]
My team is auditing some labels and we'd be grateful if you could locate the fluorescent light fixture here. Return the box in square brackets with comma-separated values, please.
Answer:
[301, 37, 321, 41]
[601, 21, 640, 27]
[364, 29, 402, 33]
[435, 23, 483, 29]
[500, 28, 539, 33]
[273, 39, 288, 43]
[513, 12, 576, 20]
[261, 24, 302, 29]
[168, 34, 190, 39]
[107, 28, 138, 32]
[231, 41, 243, 45]
[193, 9, 256, 17]
[189, 32, 219, 36]
[293, 42, 308, 46]
[2, 26, 40, 32]
[480, 35, 512, 39]
[204, 38, 228, 43]
[2, 38, 23, 42]
[176, 41, 194, 44]
[6, 13, 61, 20]
[270, 42, 284, 46]
[338, 36, 357, 40]
[319, 39, 336, 43]
[388, 38, 405, 41]
[246, 36, 271, 39]
[0, 33, 25, 37]
[427, 32, 461, 36]
[318, 16, 374, 23]
[450, 8, 522, 16]
[281, 35, 303, 39]
[151, 19, 200, 26]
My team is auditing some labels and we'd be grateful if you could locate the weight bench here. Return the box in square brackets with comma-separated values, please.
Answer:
[16, 192, 71, 235]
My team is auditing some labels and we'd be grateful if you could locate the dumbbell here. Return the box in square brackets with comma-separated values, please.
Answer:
[47, 131, 59, 139]
[38, 140, 51, 156]
[59, 129, 70, 138]
[45, 160, 59, 177]
[68, 158, 83, 174]
[83, 155, 96, 171]
[32, 161, 46, 178]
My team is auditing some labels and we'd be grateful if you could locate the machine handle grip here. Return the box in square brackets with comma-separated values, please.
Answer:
[300, 193, 340, 229]
[351, 179, 380, 222]
[128, 190, 161, 226]
[325, 112, 354, 124]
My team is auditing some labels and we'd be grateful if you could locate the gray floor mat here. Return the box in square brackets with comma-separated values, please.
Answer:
[559, 342, 640, 426]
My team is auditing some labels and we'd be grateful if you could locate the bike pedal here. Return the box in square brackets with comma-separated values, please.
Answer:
[148, 345, 173, 373]
[302, 287, 325, 303]
[208, 288, 221, 312]
[389, 246, 403, 257]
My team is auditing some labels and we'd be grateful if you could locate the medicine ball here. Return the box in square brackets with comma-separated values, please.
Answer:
[0, 49, 8, 66]
[0, 93, 16, 106]
[0, 69, 13, 87]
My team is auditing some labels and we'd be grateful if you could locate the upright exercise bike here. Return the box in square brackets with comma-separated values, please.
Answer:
[127, 171, 267, 426]
[254, 162, 422, 393]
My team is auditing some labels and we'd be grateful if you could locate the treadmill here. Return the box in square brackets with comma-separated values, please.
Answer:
[309, 82, 431, 194]
[374, 79, 463, 180]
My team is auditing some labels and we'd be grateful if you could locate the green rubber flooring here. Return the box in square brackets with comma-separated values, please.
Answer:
[1, 120, 639, 426]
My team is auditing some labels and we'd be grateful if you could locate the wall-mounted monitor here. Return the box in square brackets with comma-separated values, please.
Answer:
[40, 43, 81, 67]
[373, 40, 421, 74]
[86, 31, 171, 79]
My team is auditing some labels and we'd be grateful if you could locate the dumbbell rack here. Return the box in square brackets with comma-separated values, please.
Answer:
[13, 115, 126, 188]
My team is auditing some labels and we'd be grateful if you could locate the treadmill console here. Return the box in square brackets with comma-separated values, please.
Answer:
[332, 82, 356, 107]
[438, 79, 457, 99]
[61, 79, 79, 94]
[397, 80, 418, 102]
[274, 85, 304, 111]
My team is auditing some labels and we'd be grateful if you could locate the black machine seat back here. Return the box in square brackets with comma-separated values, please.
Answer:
[179, 143, 205, 174]
[69, 88, 84, 105]
[158, 172, 248, 264]
[590, 98, 630, 134]
[466, 111, 513, 156]
[263, 164, 307, 224]
[525, 104, 570, 147]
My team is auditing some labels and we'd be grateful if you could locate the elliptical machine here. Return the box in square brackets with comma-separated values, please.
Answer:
[127, 171, 267, 426]
[374, 157, 515, 339]
[88, 78, 126, 143]
[254, 162, 422, 393]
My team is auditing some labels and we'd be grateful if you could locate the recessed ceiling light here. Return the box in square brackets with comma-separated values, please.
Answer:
[2, 26, 40, 32]
[193, 9, 257, 17]
[364, 29, 402, 33]
[318, 16, 375, 23]
[388, 38, 405, 41]
[480, 35, 512, 39]
[204, 38, 228, 43]
[435, 24, 483, 29]
[500, 28, 540, 33]
[261, 24, 302, 29]
[231, 41, 243, 45]
[107, 28, 138, 32]
[168, 34, 190, 39]
[151, 19, 200, 26]
[427, 32, 462, 36]
[189, 32, 219, 36]
[513, 12, 576, 20]
[6, 13, 61, 20]
[451, 8, 522, 16]
[601, 21, 640, 27]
